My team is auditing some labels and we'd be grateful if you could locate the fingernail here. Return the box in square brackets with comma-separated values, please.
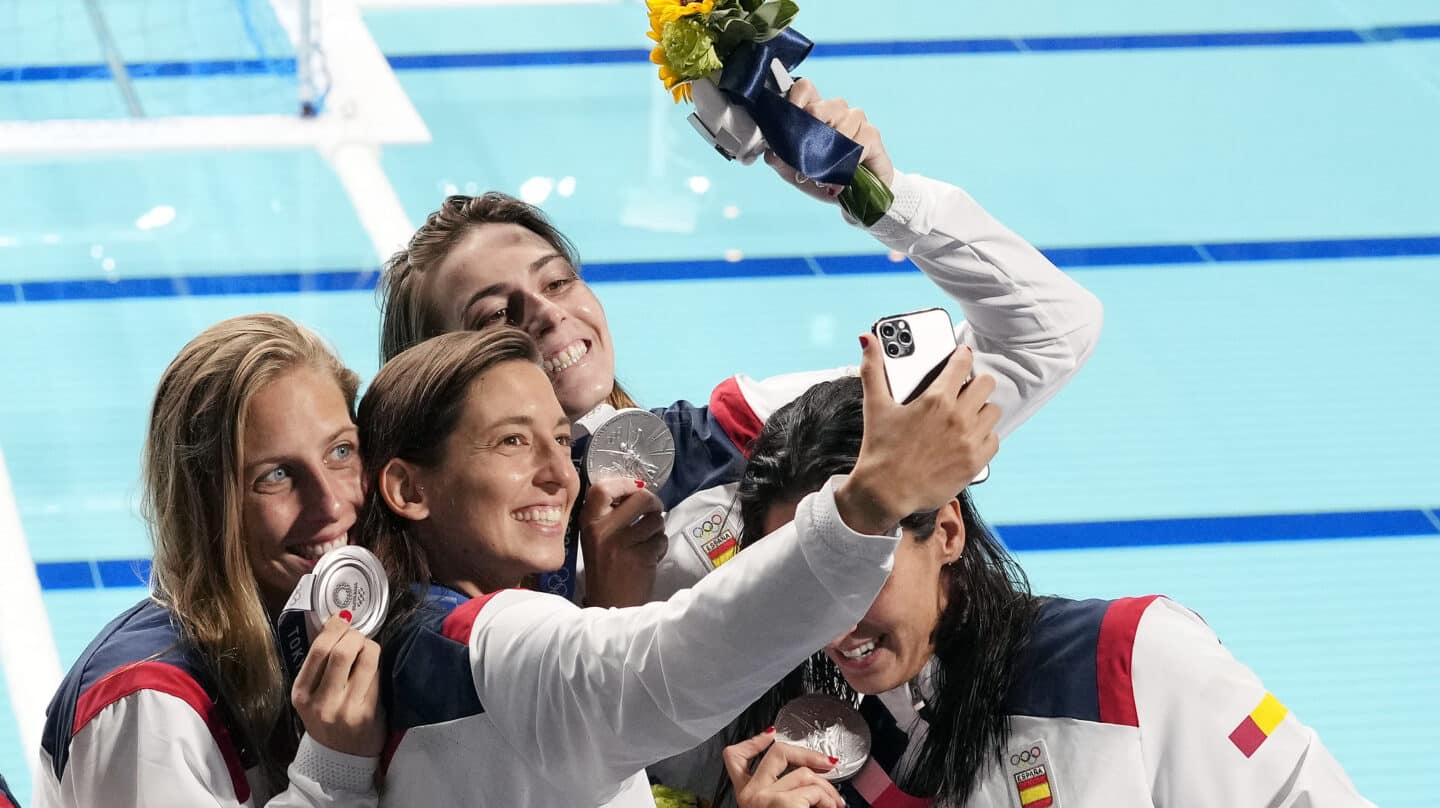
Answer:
[338, 609, 353, 623]
[858, 335, 869, 349]
[828, 756, 839, 765]
[635, 479, 645, 488]
[765, 726, 775, 734]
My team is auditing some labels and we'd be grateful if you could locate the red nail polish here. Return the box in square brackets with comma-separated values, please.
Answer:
[828, 756, 839, 765]
[858, 335, 869, 348]
[338, 609, 353, 623]
[635, 479, 645, 488]
[765, 726, 775, 734]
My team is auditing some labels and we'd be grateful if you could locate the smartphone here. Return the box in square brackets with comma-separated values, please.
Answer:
[872, 307, 990, 485]
[872, 307, 958, 404]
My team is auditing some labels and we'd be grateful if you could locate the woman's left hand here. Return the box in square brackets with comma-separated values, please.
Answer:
[765, 78, 895, 204]
[723, 730, 846, 808]
[578, 476, 668, 608]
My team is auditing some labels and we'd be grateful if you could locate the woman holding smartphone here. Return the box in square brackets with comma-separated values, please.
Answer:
[377, 79, 1103, 616]
[354, 327, 996, 806]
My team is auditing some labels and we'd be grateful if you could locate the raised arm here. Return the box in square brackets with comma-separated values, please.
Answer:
[466, 477, 898, 799]
[742, 79, 1103, 439]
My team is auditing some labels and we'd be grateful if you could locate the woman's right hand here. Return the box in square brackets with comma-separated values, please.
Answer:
[290, 615, 385, 758]
[722, 731, 846, 808]
[838, 334, 1001, 536]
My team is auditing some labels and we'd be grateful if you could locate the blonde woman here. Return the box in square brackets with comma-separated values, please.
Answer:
[36, 315, 384, 807]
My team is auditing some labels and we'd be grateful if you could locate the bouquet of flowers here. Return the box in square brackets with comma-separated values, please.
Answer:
[645, 0, 894, 225]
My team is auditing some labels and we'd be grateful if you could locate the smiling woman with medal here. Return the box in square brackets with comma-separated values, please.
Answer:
[716, 372, 1376, 808]
[374, 75, 1104, 615]
[35, 316, 385, 807]
[351, 326, 998, 807]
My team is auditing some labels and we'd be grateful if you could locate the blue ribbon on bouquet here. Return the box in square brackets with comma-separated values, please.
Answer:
[716, 28, 863, 187]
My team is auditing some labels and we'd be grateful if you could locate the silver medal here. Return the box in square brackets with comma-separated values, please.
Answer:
[290, 545, 389, 639]
[583, 407, 675, 489]
[773, 695, 872, 782]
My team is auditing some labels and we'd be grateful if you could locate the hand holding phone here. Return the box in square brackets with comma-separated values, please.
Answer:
[872, 307, 959, 404]
[871, 307, 990, 485]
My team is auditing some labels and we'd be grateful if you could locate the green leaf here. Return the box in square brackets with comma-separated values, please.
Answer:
[711, 15, 757, 54]
[746, 0, 798, 39]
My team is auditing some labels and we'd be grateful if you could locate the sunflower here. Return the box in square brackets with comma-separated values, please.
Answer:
[646, 0, 713, 32]
[647, 0, 716, 102]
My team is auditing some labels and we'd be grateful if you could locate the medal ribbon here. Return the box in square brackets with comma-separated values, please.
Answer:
[535, 435, 590, 600]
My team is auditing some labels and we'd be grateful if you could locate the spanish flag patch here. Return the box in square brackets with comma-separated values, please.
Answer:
[1228, 692, 1288, 758]
[1008, 739, 1057, 808]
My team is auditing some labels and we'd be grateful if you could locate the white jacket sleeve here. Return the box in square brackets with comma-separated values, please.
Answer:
[39, 690, 377, 808]
[468, 477, 899, 800]
[725, 170, 1102, 439]
[1132, 598, 1375, 807]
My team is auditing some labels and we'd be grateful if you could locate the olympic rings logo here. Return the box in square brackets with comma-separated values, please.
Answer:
[1009, 746, 1042, 766]
[692, 513, 726, 538]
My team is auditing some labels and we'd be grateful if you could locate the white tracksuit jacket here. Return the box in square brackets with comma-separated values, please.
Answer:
[34, 599, 379, 807]
[841, 596, 1375, 808]
[376, 479, 900, 806]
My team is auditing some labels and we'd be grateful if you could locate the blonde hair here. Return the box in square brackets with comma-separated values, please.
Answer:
[356, 328, 541, 620]
[144, 313, 359, 783]
[378, 192, 637, 409]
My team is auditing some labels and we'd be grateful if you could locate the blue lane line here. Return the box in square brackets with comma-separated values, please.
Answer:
[3, 23, 1439, 83]
[34, 506, 1440, 590]
[996, 508, 1439, 553]
[3, 235, 1438, 304]
[14, 270, 380, 303]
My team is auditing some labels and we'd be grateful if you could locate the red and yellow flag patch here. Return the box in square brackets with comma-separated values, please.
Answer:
[1008, 740, 1057, 808]
[693, 511, 737, 568]
[1014, 766, 1053, 808]
[1228, 692, 1288, 757]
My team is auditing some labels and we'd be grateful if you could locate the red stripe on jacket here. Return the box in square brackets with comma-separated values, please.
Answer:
[709, 377, 763, 456]
[440, 589, 508, 645]
[73, 660, 251, 803]
[1096, 595, 1162, 727]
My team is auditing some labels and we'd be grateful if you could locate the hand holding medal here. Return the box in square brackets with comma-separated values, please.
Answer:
[645, 0, 896, 226]
[571, 405, 675, 607]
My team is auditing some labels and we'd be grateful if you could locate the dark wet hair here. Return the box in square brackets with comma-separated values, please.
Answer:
[721, 375, 1038, 805]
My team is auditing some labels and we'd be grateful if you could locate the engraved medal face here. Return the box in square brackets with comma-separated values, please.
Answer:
[773, 695, 872, 782]
[583, 407, 675, 489]
[305, 546, 389, 639]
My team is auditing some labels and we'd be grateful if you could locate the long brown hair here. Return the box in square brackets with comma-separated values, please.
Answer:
[377, 192, 637, 409]
[354, 328, 542, 624]
[144, 313, 359, 785]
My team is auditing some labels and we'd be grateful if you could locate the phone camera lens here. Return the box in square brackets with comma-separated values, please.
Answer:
[885, 343, 900, 357]
[897, 331, 912, 345]
[879, 323, 896, 339]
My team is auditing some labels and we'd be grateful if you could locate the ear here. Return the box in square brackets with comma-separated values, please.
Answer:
[379, 458, 431, 522]
[932, 498, 966, 565]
